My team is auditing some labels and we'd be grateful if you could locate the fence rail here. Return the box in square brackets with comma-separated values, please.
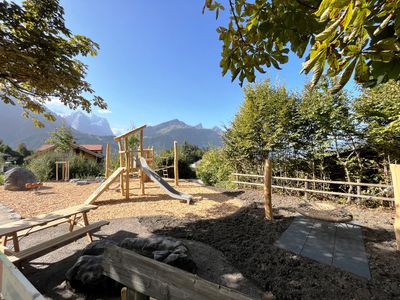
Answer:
[232, 173, 394, 203]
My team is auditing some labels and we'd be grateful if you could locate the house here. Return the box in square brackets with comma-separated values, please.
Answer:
[36, 144, 104, 162]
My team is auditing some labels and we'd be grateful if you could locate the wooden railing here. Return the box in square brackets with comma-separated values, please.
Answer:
[232, 173, 394, 203]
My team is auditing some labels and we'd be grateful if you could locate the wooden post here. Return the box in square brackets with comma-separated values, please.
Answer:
[263, 159, 273, 221]
[118, 141, 124, 196]
[124, 137, 130, 200]
[121, 287, 149, 300]
[304, 175, 309, 200]
[390, 164, 400, 250]
[55, 162, 58, 181]
[140, 130, 145, 195]
[356, 179, 361, 203]
[174, 141, 179, 186]
[105, 144, 110, 178]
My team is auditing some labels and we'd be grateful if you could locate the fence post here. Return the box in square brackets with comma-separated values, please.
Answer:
[304, 176, 309, 200]
[356, 179, 361, 204]
[390, 164, 400, 250]
[264, 159, 273, 221]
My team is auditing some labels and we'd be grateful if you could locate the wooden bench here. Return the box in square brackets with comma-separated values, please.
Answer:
[0, 204, 109, 264]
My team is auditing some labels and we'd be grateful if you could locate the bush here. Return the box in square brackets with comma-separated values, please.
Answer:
[27, 152, 103, 181]
[196, 149, 235, 188]
[0, 174, 4, 185]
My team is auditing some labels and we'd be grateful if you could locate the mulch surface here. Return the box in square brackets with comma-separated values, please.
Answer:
[139, 189, 400, 300]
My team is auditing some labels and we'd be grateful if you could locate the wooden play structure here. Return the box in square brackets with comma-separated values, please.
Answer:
[55, 161, 70, 181]
[86, 125, 192, 205]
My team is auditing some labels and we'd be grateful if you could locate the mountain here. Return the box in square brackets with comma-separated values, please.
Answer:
[0, 104, 223, 152]
[64, 111, 113, 136]
[0, 103, 116, 150]
[143, 119, 223, 150]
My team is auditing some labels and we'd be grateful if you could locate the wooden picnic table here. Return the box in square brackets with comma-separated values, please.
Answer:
[0, 204, 109, 264]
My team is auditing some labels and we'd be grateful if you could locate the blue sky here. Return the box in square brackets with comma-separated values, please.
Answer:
[48, 0, 312, 134]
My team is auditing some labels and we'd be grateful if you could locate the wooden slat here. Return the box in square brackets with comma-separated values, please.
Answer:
[232, 173, 391, 188]
[85, 167, 125, 204]
[0, 252, 45, 299]
[8, 221, 109, 263]
[0, 205, 98, 236]
[390, 164, 400, 250]
[102, 245, 259, 300]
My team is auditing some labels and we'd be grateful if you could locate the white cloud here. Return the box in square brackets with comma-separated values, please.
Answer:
[97, 109, 112, 114]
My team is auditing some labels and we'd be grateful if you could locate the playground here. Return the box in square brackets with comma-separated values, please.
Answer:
[0, 125, 399, 299]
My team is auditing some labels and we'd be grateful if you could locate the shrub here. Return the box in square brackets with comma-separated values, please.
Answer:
[196, 148, 235, 188]
[0, 174, 4, 185]
[27, 152, 103, 181]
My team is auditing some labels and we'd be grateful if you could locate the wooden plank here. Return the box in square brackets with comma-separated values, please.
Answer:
[8, 221, 109, 263]
[102, 245, 258, 300]
[0, 205, 98, 236]
[264, 159, 273, 220]
[174, 141, 179, 187]
[390, 164, 400, 250]
[114, 125, 147, 141]
[85, 167, 125, 204]
[0, 252, 44, 300]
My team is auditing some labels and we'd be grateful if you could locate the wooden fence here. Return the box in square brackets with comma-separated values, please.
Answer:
[232, 173, 394, 203]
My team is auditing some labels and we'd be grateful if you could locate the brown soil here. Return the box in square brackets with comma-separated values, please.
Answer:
[1, 182, 399, 299]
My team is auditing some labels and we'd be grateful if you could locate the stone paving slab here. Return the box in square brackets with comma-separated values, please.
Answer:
[275, 216, 371, 279]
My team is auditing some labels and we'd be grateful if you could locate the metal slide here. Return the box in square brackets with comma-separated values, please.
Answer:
[136, 157, 192, 204]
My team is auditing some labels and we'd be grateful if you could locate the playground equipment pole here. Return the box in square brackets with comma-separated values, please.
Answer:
[105, 144, 110, 178]
[263, 159, 273, 221]
[174, 141, 179, 186]
[124, 137, 130, 200]
[140, 129, 145, 195]
[390, 164, 400, 250]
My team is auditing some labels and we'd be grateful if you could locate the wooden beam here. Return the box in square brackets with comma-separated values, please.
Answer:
[55, 162, 58, 181]
[105, 144, 110, 178]
[118, 141, 124, 196]
[102, 245, 258, 300]
[174, 141, 179, 186]
[390, 164, 400, 250]
[0, 252, 45, 299]
[263, 159, 273, 221]
[140, 129, 144, 195]
[114, 125, 147, 141]
[124, 137, 130, 200]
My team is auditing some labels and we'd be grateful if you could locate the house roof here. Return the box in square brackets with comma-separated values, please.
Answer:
[79, 144, 103, 152]
[36, 143, 103, 158]
[36, 144, 55, 152]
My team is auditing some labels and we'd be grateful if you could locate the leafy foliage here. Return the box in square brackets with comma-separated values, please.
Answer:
[196, 148, 235, 188]
[46, 124, 74, 153]
[204, 0, 400, 91]
[0, 0, 106, 127]
[27, 151, 103, 181]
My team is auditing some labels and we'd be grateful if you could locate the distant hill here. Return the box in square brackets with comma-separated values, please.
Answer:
[64, 111, 114, 136]
[0, 105, 223, 152]
[143, 119, 223, 150]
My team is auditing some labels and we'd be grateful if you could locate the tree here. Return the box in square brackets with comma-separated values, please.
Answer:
[224, 80, 297, 173]
[204, 0, 400, 91]
[354, 80, 400, 179]
[0, 0, 106, 127]
[46, 124, 74, 153]
[16, 143, 31, 157]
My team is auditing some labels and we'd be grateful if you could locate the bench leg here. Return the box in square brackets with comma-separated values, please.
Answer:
[12, 234, 20, 252]
[82, 213, 93, 242]
[69, 215, 77, 232]
[1, 235, 7, 252]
